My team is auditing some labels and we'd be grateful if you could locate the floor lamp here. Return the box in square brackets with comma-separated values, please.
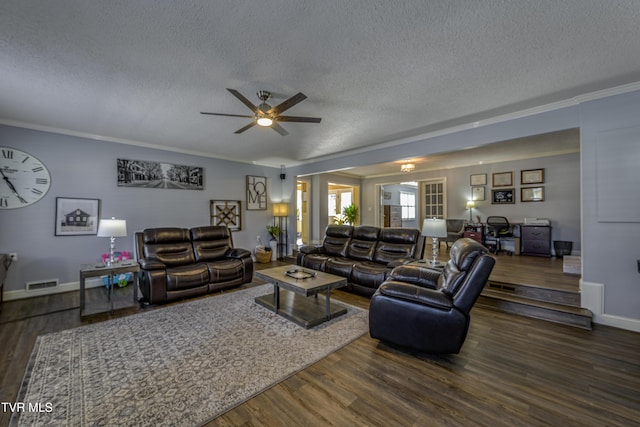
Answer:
[272, 203, 289, 260]
[466, 200, 476, 222]
[421, 217, 447, 267]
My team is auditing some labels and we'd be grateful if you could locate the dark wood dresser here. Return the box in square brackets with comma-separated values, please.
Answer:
[521, 225, 551, 257]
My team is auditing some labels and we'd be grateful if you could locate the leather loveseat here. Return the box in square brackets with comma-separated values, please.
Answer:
[296, 224, 425, 297]
[134, 226, 253, 305]
[369, 238, 495, 353]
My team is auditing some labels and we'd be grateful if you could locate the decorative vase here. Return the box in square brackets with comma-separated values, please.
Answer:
[269, 240, 277, 261]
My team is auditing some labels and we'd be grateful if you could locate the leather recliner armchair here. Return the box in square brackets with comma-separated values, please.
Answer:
[369, 238, 495, 354]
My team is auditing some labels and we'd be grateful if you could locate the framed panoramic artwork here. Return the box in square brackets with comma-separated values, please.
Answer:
[521, 168, 545, 185]
[470, 173, 487, 186]
[471, 186, 485, 201]
[246, 175, 267, 210]
[55, 197, 100, 236]
[210, 200, 242, 231]
[491, 188, 515, 204]
[117, 158, 204, 190]
[492, 171, 513, 187]
[521, 186, 545, 202]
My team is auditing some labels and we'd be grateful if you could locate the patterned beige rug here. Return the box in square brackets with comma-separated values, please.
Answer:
[11, 284, 368, 426]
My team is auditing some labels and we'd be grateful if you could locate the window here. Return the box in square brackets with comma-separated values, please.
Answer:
[421, 180, 446, 219]
[400, 191, 416, 220]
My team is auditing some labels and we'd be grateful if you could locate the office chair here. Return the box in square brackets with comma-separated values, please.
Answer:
[486, 216, 512, 254]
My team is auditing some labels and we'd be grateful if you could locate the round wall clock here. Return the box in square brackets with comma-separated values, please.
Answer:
[0, 147, 51, 209]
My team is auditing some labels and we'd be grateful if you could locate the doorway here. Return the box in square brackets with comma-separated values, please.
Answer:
[328, 183, 360, 225]
[296, 179, 310, 246]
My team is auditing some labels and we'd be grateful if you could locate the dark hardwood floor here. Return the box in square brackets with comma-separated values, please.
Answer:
[1, 255, 638, 426]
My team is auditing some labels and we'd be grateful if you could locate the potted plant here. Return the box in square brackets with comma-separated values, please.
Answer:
[342, 203, 359, 225]
[266, 224, 282, 261]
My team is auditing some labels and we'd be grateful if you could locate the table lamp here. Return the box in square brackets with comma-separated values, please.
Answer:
[97, 217, 128, 266]
[421, 217, 447, 267]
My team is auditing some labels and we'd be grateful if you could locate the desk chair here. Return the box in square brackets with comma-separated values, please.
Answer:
[486, 216, 512, 254]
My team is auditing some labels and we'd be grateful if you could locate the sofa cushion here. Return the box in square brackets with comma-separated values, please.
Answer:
[205, 258, 244, 282]
[142, 228, 195, 267]
[191, 226, 234, 262]
[301, 254, 331, 272]
[440, 238, 489, 296]
[325, 257, 357, 277]
[346, 226, 379, 261]
[373, 228, 421, 264]
[322, 224, 354, 257]
[165, 263, 210, 291]
[351, 261, 391, 288]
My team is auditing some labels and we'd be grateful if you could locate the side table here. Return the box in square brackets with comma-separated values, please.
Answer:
[80, 261, 140, 319]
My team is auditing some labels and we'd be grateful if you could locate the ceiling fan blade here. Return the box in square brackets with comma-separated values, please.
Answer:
[271, 123, 289, 136]
[276, 115, 322, 123]
[227, 88, 260, 114]
[234, 121, 257, 134]
[200, 112, 254, 118]
[268, 92, 307, 115]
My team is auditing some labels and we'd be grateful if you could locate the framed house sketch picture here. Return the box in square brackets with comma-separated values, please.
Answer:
[55, 197, 100, 236]
[246, 175, 267, 210]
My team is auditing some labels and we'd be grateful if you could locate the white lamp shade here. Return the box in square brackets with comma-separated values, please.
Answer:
[272, 203, 289, 217]
[421, 218, 447, 238]
[466, 200, 476, 209]
[97, 218, 127, 237]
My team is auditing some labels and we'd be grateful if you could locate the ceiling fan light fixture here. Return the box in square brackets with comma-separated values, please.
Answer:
[256, 117, 273, 127]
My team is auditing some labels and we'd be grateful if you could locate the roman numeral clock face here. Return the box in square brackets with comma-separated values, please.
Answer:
[0, 147, 51, 209]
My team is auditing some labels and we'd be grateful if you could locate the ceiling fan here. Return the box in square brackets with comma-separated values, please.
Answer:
[201, 89, 322, 136]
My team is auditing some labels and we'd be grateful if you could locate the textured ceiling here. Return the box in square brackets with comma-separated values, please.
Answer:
[1, 1, 639, 170]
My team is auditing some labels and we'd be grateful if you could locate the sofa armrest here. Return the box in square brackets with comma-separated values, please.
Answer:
[298, 245, 323, 255]
[379, 282, 453, 310]
[138, 258, 166, 270]
[387, 264, 441, 289]
[386, 257, 417, 269]
[226, 248, 252, 259]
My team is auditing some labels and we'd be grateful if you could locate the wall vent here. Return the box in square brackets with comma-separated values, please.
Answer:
[26, 279, 59, 291]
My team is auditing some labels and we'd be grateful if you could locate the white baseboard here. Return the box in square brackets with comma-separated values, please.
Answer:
[581, 280, 640, 333]
[3, 278, 104, 302]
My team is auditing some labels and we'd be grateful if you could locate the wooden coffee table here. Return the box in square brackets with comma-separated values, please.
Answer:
[254, 265, 348, 328]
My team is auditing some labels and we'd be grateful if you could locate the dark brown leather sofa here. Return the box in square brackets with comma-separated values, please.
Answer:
[296, 224, 425, 297]
[134, 226, 253, 305]
[369, 238, 495, 354]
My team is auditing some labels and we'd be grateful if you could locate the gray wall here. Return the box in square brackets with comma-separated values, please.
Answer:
[0, 125, 282, 295]
[362, 153, 581, 252]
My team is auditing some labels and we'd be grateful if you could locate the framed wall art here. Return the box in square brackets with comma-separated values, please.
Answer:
[471, 186, 485, 201]
[491, 188, 515, 204]
[521, 186, 545, 202]
[246, 175, 267, 210]
[521, 168, 545, 185]
[117, 158, 204, 190]
[470, 173, 487, 186]
[210, 200, 242, 231]
[55, 197, 100, 236]
[492, 171, 513, 187]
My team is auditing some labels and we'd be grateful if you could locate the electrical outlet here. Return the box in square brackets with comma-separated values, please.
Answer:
[9, 253, 17, 262]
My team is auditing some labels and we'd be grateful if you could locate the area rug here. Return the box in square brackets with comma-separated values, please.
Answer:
[11, 284, 368, 426]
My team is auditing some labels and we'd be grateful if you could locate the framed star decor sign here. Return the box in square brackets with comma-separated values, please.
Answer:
[210, 200, 242, 231]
